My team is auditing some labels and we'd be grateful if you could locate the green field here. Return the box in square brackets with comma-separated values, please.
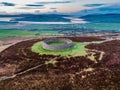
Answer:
[0, 30, 63, 39]
[0, 30, 40, 39]
[31, 41, 88, 56]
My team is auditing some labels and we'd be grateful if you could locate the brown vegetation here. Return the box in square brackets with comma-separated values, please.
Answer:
[0, 37, 119, 90]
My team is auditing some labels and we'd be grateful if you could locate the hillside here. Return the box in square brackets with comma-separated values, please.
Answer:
[81, 14, 120, 23]
[12, 14, 70, 22]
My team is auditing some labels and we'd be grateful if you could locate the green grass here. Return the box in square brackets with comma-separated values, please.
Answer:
[0, 30, 39, 39]
[48, 42, 66, 45]
[39, 30, 60, 35]
[0, 30, 63, 39]
[31, 41, 88, 56]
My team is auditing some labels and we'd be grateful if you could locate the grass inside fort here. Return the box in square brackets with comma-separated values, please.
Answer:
[48, 42, 66, 45]
[31, 41, 89, 56]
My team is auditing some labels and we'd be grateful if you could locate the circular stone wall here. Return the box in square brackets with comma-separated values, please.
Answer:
[42, 38, 73, 50]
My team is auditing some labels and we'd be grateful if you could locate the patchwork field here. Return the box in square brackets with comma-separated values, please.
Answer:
[0, 30, 62, 39]
[0, 30, 39, 39]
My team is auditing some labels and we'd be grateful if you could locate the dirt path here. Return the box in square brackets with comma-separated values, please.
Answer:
[0, 37, 38, 53]
[0, 56, 59, 81]
[0, 44, 14, 52]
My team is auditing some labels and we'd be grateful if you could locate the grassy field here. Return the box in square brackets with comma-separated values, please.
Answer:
[0, 30, 40, 39]
[0, 30, 63, 39]
[31, 41, 88, 56]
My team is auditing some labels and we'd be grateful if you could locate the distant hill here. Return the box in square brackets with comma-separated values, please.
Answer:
[81, 14, 120, 23]
[1, 13, 120, 23]
[0, 14, 33, 17]
[11, 14, 70, 22]
[70, 4, 120, 16]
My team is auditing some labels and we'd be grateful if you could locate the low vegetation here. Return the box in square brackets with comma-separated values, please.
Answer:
[0, 37, 119, 90]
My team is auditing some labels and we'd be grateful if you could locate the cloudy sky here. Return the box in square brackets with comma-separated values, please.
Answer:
[0, 0, 120, 14]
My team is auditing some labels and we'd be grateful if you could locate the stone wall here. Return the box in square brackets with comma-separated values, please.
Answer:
[42, 38, 73, 50]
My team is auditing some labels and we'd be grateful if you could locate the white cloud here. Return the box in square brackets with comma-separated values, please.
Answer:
[0, 0, 119, 14]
